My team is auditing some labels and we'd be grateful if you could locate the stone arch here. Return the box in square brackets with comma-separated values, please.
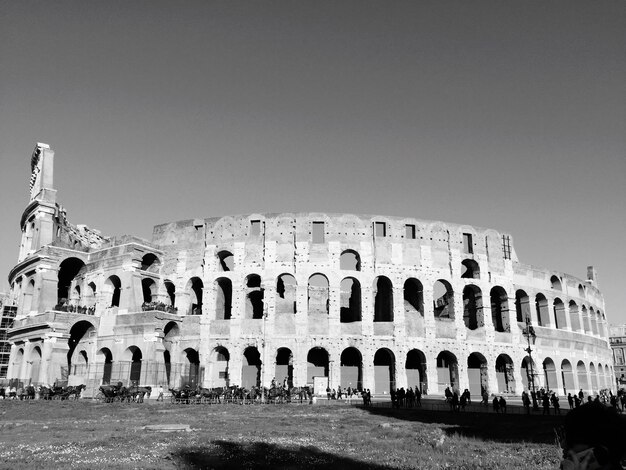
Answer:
[276, 274, 297, 314]
[104, 275, 122, 308]
[436, 351, 459, 392]
[242, 347, 262, 388]
[577, 361, 589, 392]
[561, 359, 575, 393]
[467, 352, 488, 397]
[217, 250, 234, 271]
[86, 281, 97, 307]
[14, 348, 25, 380]
[162, 321, 179, 385]
[589, 307, 598, 335]
[374, 348, 396, 394]
[275, 348, 293, 388]
[340, 347, 363, 390]
[164, 280, 176, 309]
[57, 257, 85, 307]
[96, 348, 113, 385]
[553, 297, 566, 330]
[550, 275, 562, 291]
[569, 300, 580, 331]
[340, 277, 361, 322]
[578, 284, 585, 298]
[140, 253, 160, 272]
[373, 276, 393, 322]
[589, 362, 598, 392]
[67, 320, 95, 374]
[495, 354, 515, 393]
[141, 278, 157, 304]
[461, 259, 480, 279]
[308, 274, 330, 315]
[490, 286, 510, 332]
[215, 277, 232, 320]
[307, 347, 329, 384]
[581, 305, 590, 333]
[22, 278, 35, 314]
[125, 346, 143, 385]
[433, 280, 454, 319]
[406, 349, 427, 393]
[245, 274, 264, 319]
[463, 285, 483, 330]
[211, 346, 230, 388]
[187, 277, 204, 315]
[29, 346, 42, 384]
[403, 278, 424, 317]
[340, 249, 361, 271]
[535, 294, 549, 327]
[182, 348, 200, 388]
[543, 357, 558, 392]
[515, 290, 530, 323]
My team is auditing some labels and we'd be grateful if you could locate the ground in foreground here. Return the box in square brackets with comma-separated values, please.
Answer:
[0, 400, 561, 469]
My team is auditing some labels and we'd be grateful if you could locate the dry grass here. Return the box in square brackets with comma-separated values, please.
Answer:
[0, 400, 562, 469]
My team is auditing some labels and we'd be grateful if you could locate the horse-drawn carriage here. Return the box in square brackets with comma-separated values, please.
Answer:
[96, 382, 151, 403]
[39, 384, 85, 400]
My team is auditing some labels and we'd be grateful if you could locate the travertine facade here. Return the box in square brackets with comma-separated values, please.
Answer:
[5, 143, 616, 397]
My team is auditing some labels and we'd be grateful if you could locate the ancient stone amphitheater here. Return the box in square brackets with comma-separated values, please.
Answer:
[4, 143, 615, 397]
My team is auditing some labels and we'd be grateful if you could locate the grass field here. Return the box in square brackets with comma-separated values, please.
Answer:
[0, 400, 562, 469]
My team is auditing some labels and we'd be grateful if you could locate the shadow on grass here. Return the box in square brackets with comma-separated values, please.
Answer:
[360, 406, 563, 444]
[171, 440, 393, 469]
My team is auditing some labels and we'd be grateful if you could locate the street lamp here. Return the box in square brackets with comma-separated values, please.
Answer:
[522, 317, 539, 411]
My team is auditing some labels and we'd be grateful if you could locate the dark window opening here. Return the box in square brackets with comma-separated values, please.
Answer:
[374, 277, 393, 322]
[374, 222, 386, 237]
[246, 275, 264, 319]
[312, 222, 325, 244]
[340, 278, 361, 322]
[405, 224, 416, 239]
[250, 220, 262, 237]
[502, 235, 511, 260]
[463, 233, 473, 254]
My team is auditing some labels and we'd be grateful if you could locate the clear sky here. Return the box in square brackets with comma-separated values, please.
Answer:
[1, 1, 625, 323]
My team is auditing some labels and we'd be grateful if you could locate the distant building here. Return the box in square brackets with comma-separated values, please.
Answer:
[609, 324, 626, 388]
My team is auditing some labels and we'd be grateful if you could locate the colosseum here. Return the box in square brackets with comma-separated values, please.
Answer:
[4, 143, 616, 398]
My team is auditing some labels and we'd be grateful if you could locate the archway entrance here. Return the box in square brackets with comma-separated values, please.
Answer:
[183, 348, 200, 388]
[495, 354, 515, 393]
[467, 352, 488, 396]
[97, 348, 113, 385]
[436, 351, 458, 392]
[373, 349, 395, 394]
[212, 347, 230, 388]
[275, 348, 293, 388]
[307, 348, 329, 390]
[406, 349, 427, 393]
[242, 347, 261, 388]
[340, 347, 362, 390]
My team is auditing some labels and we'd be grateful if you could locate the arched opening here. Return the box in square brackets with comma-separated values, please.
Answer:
[275, 348, 293, 388]
[569, 301, 580, 331]
[340, 347, 362, 390]
[67, 320, 95, 374]
[308, 274, 330, 315]
[141, 278, 157, 304]
[276, 274, 297, 314]
[535, 294, 549, 327]
[515, 290, 530, 323]
[22, 279, 35, 314]
[86, 282, 97, 307]
[212, 347, 230, 388]
[242, 347, 262, 388]
[590, 308, 598, 335]
[543, 357, 557, 391]
[550, 275, 562, 291]
[490, 286, 509, 332]
[406, 349, 427, 393]
[463, 285, 483, 330]
[215, 278, 232, 320]
[589, 363, 598, 393]
[340, 250, 361, 271]
[245, 275, 264, 319]
[188, 277, 203, 315]
[553, 298, 566, 330]
[403, 278, 424, 317]
[183, 348, 200, 388]
[217, 250, 234, 271]
[306, 347, 329, 384]
[561, 359, 574, 394]
[57, 257, 85, 307]
[436, 351, 458, 392]
[14, 348, 24, 380]
[521, 356, 537, 392]
[105, 275, 122, 308]
[433, 280, 454, 319]
[581, 306, 590, 333]
[140, 253, 160, 272]
[164, 281, 176, 309]
[578, 284, 585, 298]
[340, 277, 361, 322]
[128, 346, 143, 385]
[30, 347, 42, 384]
[162, 321, 179, 386]
[495, 354, 515, 393]
[461, 259, 480, 279]
[374, 348, 396, 394]
[577, 361, 589, 392]
[373, 276, 393, 322]
[467, 352, 489, 397]
[97, 348, 113, 385]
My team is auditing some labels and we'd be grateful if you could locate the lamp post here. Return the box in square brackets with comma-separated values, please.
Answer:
[522, 317, 539, 411]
